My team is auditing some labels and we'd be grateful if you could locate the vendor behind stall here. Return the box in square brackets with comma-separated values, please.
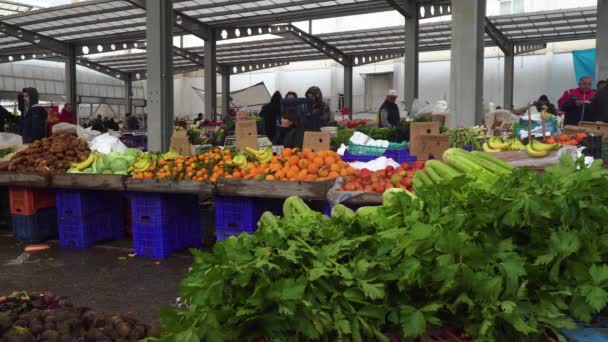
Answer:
[272, 108, 304, 149]
[22, 87, 48, 144]
[589, 79, 608, 122]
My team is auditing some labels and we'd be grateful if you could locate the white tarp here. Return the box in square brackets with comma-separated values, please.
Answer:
[192, 82, 271, 115]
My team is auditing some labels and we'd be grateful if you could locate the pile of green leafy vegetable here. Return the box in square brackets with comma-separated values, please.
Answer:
[153, 156, 608, 341]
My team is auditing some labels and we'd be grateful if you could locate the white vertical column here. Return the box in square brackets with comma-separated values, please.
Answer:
[145, 0, 173, 152]
[449, 0, 486, 126]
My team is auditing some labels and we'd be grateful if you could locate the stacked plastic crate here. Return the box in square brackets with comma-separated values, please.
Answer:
[130, 193, 201, 258]
[214, 196, 283, 241]
[9, 187, 58, 243]
[56, 190, 125, 249]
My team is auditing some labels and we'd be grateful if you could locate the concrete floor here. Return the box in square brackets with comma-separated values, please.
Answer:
[0, 229, 192, 324]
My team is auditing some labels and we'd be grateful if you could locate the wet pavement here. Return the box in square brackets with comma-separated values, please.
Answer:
[0, 228, 192, 324]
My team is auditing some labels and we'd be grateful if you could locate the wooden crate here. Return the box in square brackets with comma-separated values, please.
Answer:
[217, 178, 335, 201]
[51, 174, 126, 191]
[125, 178, 215, 198]
[0, 172, 50, 188]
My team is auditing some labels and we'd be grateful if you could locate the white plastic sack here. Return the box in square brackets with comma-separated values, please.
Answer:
[77, 126, 101, 142]
[0, 133, 22, 149]
[51, 123, 77, 135]
[348, 132, 389, 148]
[506, 145, 578, 168]
[348, 156, 400, 171]
[89, 133, 127, 155]
[414, 100, 448, 117]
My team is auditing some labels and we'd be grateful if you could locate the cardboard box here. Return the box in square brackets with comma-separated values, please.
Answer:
[303, 131, 331, 152]
[169, 129, 192, 156]
[236, 120, 258, 151]
[578, 121, 608, 142]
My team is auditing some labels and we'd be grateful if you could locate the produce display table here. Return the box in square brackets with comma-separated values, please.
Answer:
[125, 178, 215, 198]
[52, 174, 127, 191]
[0, 172, 50, 188]
[216, 178, 335, 201]
[342, 192, 383, 205]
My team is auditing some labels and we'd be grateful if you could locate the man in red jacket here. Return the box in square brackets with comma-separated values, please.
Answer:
[557, 76, 596, 125]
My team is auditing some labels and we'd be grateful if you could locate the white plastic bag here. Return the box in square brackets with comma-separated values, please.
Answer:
[89, 133, 127, 155]
[77, 126, 101, 142]
[348, 156, 400, 171]
[52, 122, 77, 135]
[0, 133, 22, 149]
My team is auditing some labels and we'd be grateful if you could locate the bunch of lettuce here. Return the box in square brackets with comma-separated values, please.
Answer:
[153, 157, 608, 342]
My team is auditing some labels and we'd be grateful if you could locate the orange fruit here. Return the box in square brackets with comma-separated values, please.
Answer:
[298, 159, 310, 169]
[288, 156, 299, 166]
[324, 157, 336, 166]
[265, 175, 275, 181]
[330, 164, 340, 172]
[328, 171, 339, 179]
[307, 163, 320, 174]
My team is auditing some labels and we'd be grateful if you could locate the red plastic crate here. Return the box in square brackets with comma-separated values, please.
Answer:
[9, 187, 56, 215]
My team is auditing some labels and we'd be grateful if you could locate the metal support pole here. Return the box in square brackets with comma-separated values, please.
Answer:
[344, 64, 353, 120]
[221, 67, 230, 118]
[65, 44, 77, 115]
[449, 0, 486, 126]
[404, 14, 419, 112]
[597, 0, 608, 81]
[504, 51, 514, 110]
[204, 31, 217, 121]
[145, 0, 173, 152]
[125, 73, 133, 115]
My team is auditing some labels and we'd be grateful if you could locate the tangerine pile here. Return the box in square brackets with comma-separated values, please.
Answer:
[131, 148, 234, 183]
[228, 148, 356, 182]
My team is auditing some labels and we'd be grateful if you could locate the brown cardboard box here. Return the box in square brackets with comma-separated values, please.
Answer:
[170, 129, 192, 156]
[579, 121, 608, 142]
[303, 132, 331, 152]
[236, 120, 258, 151]
[409, 121, 442, 159]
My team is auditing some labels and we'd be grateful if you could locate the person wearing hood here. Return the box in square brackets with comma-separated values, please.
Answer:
[21, 87, 48, 143]
[273, 108, 304, 149]
[378, 90, 401, 128]
[259, 91, 282, 140]
[304, 86, 331, 130]
[285, 91, 298, 100]
[533, 95, 556, 115]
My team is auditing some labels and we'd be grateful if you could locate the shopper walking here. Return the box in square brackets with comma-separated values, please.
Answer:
[259, 91, 282, 140]
[285, 91, 298, 100]
[21, 87, 48, 143]
[378, 90, 401, 128]
[304, 86, 331, 130]
[558, 75, 596, 125]
[533, 95, 556, 115]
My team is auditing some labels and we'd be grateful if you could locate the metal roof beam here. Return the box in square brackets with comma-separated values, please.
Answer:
[229, 61, 289, 75]
[277, 25, 351, 65]
[418, 2, 452, 19]
[385, 0, 416, 19]
[125, 0, 211, 40]
[351, 50, 404, 66]
[0, 19, 69, 55]
[484, 17, 512, 54]
[75, 58, 129, 81]
[514, 42, 547, 55]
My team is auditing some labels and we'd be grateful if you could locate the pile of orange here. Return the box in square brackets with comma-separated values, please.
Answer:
[131, 148, 234, 183]
[230, 148, 356, 182]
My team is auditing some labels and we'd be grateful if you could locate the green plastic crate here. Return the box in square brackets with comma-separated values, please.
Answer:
[348, 141, 408, 156]
[602, 144, 608, 160]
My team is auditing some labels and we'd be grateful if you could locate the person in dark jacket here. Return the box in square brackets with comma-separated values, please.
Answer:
[106, 118, 119, 131]
[21, 87, 48, 144]
[285, 91, 298, 100]
[17, 88, 26, 117]
[125, 113, 139, 131]
[378, 90, 401, 128]
[589, 80, 608, 123]
[91, 115, 105, 132]
[304, 86, 331, 129]
[259, 91, 282, 140]
[0, 104, 18, 132]
[558, 76, 596, 125]
[533, 94, 557, 115]
[273, 108, 304, 149]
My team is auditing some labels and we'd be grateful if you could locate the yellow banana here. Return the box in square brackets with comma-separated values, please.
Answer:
[487, 137, 511, 151]
[531, 141, 559, 152]
[72, 153, 97, 171]
[483, 142, 502, 153]
[526, 142, 549, 158]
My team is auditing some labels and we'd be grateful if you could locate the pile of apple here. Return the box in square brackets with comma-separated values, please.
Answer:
[341, 161, 426, 193]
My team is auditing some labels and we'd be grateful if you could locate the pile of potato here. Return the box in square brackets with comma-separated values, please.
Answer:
[6, 132, 90, 173]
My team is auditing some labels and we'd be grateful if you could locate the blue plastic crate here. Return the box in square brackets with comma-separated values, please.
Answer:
[58, 211, 124, 249]
[56, 190, 123, 218]
[132, 220, 175, 258]
[11, 208, 58, 243]
[130, 193, 198, 226]
[340, 150, 377, 163]
[561, 326, 608, 342]
[341, 148, 415, 164]
[215, 196, 283, 241]
[174, 214, 202, 250]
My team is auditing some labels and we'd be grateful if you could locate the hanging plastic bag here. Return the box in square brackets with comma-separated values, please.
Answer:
[89, 133, 127, 155]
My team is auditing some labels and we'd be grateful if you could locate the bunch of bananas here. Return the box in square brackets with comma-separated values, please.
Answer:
[161, 149, 180, 161]
[482, 137, 525, 152]
[68, 152, 100, 172]
[130, 152, 158, 174]
[245, 147, 272, 164]
[224, 152, 247, 169]
[525, 140, 561, 158]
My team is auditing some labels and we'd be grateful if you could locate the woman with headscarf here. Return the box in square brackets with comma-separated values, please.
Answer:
[533, 95, 556, 115]
[305, 86, 331, 130]
[21, 87, 48, 143]
[259, 91, 282, 140]
[273, 108, 304, 149]
[378, 90, 400, 128]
